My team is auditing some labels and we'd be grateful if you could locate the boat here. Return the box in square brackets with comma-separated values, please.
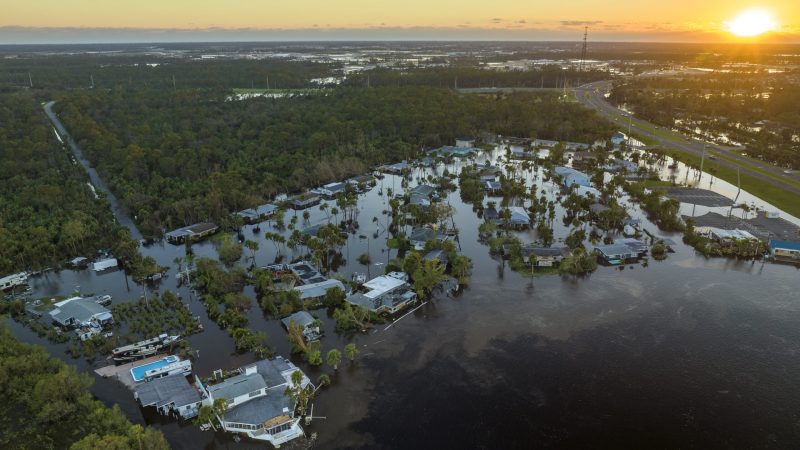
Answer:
[111, 333, 180, 364]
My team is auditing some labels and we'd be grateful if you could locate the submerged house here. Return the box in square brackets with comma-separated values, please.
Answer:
[293, 278, 345, 301]
[346, 273, 417, 314]
[484, 206, 530, 229]
[593, 243, 638, 263]
[135, 374, 203, 420]
[166, 222, 219, 244]
[49, 297, 114, 329]
[92, 257, 119, 272]
[409, 227, 438, 250]
[281, 311, 322, 342]
[198, 357, 312, 446]
[520, 246, 570, 267]
[236, 204, 278, 224]
[289, 193, 321, 210]
[554, 166, 592, 188]
[611, 131, 628, 147]
[770, 240, 800, 264]
[312, 182, 346, 199]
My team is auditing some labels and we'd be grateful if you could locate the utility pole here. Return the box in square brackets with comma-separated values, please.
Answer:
[579, 26, 588, 72]
[172, 75, 176, 90]
[699, 146, 706, 183]
[28, 72, 33, 88]
[90, 74, 94, 89]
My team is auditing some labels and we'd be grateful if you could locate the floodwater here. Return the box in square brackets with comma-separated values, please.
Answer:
[6, 147, 800, 449]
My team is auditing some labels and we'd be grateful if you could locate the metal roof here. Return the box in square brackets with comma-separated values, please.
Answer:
[135, 375, 200, 409]
[770, 240, 800, 251]
[362, 275, 406, 299]
[49, 298, 111, 325]
[281, 311, 315, 329]
[208, 373, 266, 402]
[222, 386, 293, 426]
[594, 244, 636, 257]
[293, 279, 344, 300]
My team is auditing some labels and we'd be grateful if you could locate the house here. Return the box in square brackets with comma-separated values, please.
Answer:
[479, 174, 497, 183]
[346, 274, 417, 314]
[554, 166, 591, 188]
[616, 238, 649, 255]
[410, 184, 437, 197]
[604, 158, 639, 174]
[423, 249, 449, 266]
[409, 193, 431, 208]
[484, 180, 502, 195]
[696, 227, 758, 244]
[382, 161, 410, 175]
[484, 207, 530, 229]
[312, 182, 346, 199]
[611, 131, 628, 147]
[770, 240, 800, 264]
[49, 297, 114, 329]
[289, 194, 320, 210]
[135, 374, 203, 420]
[574, 185, 601, 198]
[197, 357, 311, 446]
[236, 204, 278, 224]
[409, 227, 437, 250]
[293, 278, 345, 301]
[594, 244, 638, 263]
[428, 145, 476, 158]
[166, 222, 219, 244]
[281, 311, 322, 341]
[520, 246, 570, 267]
[287, 261, 327, 285]
[455, 137, 476, 148]
[92, 257, 118, 272]
[534, 139, 558, 148]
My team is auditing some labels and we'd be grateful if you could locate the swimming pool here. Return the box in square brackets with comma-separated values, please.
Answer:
[130, 355, 178, 382]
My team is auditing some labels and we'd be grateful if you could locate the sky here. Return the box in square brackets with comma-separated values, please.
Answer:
[1, 0, 799, 44]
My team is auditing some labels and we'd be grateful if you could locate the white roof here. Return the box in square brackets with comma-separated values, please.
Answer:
[92, 258, 118, 271]
[363, 275, 406, 299]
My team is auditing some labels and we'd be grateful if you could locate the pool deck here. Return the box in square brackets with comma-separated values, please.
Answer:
[95, 354, 166, 390]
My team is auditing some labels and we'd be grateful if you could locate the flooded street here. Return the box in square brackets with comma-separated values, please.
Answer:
[6, 147, 800, 449]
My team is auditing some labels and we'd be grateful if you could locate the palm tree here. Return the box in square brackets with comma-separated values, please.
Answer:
[212, 397, 228, 428]
[320, 203, 330, 223]
[326, 349, 342, 370]
[344, 343, 359, 362]
[197, 404, 217, 431]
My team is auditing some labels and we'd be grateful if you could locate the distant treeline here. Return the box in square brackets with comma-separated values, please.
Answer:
[0, 93, 123, 274]
[0, 55, 336, 90]
[344, 66, 607, 89]
[0, 323, 169, 449]
[57, 86, 615, 237]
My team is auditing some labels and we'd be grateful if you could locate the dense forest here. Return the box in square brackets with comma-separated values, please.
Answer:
[0, 93, 123, 274]
[0, 323, 168, 449]
[610, 73, 800, 168]
[57, 86, 615, 236]
[0, 55, 335, 90]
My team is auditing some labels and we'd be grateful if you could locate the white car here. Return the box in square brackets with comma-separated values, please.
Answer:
[784, 170, 793, 175]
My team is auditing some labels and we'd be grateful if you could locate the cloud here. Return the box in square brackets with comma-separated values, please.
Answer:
[0, 25, 798, 44]
[560, 20, 604, 27]
[491, 18, 503, 23]
[517, 20, 527, 24]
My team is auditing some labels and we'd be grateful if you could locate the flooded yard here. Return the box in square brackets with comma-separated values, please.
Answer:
[6, 145, 800, 449]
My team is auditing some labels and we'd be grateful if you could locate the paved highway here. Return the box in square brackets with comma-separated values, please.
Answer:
[573, 81, 800, 197]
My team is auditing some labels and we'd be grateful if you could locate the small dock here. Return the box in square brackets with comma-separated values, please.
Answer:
[95, 354, 166, 390]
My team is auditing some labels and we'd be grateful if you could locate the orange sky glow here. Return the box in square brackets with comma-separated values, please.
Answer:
[2, 0, 799, 43]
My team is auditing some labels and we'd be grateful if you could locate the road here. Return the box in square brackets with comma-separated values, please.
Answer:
[573, 80, 800, 198]
[43, 101, 143, 240]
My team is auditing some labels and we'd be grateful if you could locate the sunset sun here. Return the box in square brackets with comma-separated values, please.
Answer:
[725, 9, 777, 37]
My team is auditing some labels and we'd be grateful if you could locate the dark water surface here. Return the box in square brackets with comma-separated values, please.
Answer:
[7, 148, 800, 449]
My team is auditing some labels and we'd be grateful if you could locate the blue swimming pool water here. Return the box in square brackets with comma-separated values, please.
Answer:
[130, 355, 178, 382]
